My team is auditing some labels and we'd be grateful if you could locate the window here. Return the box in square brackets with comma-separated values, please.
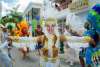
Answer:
[57, 18, 66, 34]
[32, 8, 40, 19]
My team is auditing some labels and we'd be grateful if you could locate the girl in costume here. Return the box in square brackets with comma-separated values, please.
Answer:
[17, 35, 47, 59]
[33, 18, 44, 51]
[85, 4, 100, 67]
[13, 20, 30, 58]
[19, 24, 45, 58]
[79, 22, 97, 67]
[42, 18, 59, 60]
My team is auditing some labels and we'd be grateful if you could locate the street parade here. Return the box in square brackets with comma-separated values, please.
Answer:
[0, 0, 100, 67]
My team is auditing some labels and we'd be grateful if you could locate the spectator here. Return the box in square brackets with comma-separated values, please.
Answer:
[0, 38, 13, 67]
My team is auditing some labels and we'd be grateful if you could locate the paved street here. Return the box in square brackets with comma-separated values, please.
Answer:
[9, 48, 81, 67]
[0, 48, 81, 67]
[11, 48, 40, 67]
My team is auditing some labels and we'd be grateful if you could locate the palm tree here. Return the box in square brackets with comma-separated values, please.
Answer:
[1, 4, 23, 24]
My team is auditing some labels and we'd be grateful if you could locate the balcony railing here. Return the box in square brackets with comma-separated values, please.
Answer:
[68, 0, 89, 13]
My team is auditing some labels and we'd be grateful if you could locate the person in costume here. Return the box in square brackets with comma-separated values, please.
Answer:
[35, 25, 44, 55]
[85, 4, 100, 67]
[79, 22, 96, 67]
[42, 18, 59, 59]
[18, 24, 44, 57]
[76, 4, 100, 67]
[61, 4, 100, 67]
[11, 19, 30, 58]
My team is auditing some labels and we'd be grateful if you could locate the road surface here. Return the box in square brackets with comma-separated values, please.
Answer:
[0, 48, 81, 67]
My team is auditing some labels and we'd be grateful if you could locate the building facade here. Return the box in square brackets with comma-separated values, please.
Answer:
[23, 2, 43, 24]
[44, 0, 100, 33]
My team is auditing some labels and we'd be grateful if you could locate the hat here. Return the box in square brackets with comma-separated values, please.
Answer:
[87, 4, 100, 34]
[45, 18, 57, 25]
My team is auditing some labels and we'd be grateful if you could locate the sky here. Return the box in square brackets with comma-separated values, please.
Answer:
[1, 0, 43, 17]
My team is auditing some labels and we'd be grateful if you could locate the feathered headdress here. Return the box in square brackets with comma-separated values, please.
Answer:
[87, 4, 100, 34]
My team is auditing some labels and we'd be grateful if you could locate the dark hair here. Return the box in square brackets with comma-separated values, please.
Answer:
[84, 22, 91, 30]
[37, 25, 41, 28]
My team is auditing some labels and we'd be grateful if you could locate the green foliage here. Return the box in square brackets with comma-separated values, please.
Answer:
[0, 9, 23, 25]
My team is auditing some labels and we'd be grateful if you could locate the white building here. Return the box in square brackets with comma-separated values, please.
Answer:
[44, 0, 100, 33]
[23, 1, 43, 24]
